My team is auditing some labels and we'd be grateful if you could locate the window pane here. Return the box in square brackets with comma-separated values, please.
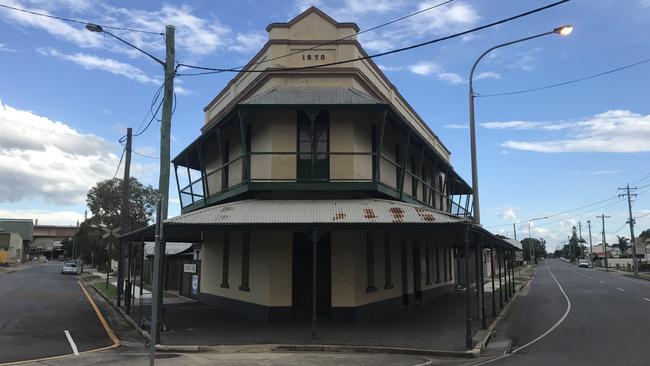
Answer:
[299, 141, 312, 153]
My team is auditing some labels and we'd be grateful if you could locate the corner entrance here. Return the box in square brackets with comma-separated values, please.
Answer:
[292, 231, 331, 321]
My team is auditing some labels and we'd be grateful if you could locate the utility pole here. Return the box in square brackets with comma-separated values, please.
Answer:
[151, 25, 175, 363]
[619, 184, 638, 275]
[578, 221, 583, 259]
[597, 215, 611, 271]
[587, 220, 593, 265]
[513, 223, 517, 240]
[72, 220, 79, 261]
[117, 127, 132, 307]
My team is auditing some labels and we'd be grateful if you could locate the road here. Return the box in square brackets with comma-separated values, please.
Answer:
[483, 258, 650, 366]
[0, 263, 113, 364]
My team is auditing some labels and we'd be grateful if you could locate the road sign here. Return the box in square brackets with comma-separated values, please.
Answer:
[101, 226, 121, 239]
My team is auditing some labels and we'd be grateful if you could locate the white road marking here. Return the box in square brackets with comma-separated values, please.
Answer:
[599, 280, 605, 284]
[64, 330, 79, 356]
[473, 260, 572, 365]
[617, 288, 625, 292]
[643, 298, 650, 302]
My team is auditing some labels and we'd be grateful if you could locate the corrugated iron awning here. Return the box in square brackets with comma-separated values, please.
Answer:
[165, 199, 468, 226]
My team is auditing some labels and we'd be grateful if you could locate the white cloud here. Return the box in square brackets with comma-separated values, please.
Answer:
[500, 110, 650, 153]
[0, 43, 17, 52]
[481, 121, 543, 130]
[506, 48, 542, 72]
[229, 32, 266, 54]
[437, 72, 464, 85]
[0, 100, 120, 205]
[475, 71, 501, 80]
[38, 47, 160, 85]
[407, 2, 480, 37]
[377, 64, 403, 72]
[443, 123, 468, 129]
[0, 209, 84, 226]
[408, 61, 440, 76]
[500, 208, 518, 221]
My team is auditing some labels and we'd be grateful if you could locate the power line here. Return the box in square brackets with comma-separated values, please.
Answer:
[177, 0, 570, 76]
[132, 149, 159, 159]
[133, 97, 163, 138]
[477, 56, 650, 97]
[487, 194, 620, 229]
[113, 146, 126, 179]
[180, 0, 456, 73]
[0, 3, 163, 35]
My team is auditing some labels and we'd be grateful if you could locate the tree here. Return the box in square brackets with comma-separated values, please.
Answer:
[616, 236, 630, 258]
[521, 238, 547, 263]
[639, 228, 650, 241]
[86, 177, 158, 230]
[76, 177, 158, 266]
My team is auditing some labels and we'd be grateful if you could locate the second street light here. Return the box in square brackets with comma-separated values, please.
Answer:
[468, 25, 573, 225]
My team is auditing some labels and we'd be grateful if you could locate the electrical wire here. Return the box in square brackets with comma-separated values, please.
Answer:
[477, 57, 650, 97]
[180, 0, 456, 73]
[487, 194, 620, 229]
[113, 146, 126, 179]
[132, 149, 159, 159]
[176, 0, 570, 76]
[0, 3, 163, 35]
[133, 97, 163, 138]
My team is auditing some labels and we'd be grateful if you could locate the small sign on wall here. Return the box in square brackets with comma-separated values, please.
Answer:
[184, 263, 197, 273]
[191, 275, 198, 296]
[515, 251, 524, 262]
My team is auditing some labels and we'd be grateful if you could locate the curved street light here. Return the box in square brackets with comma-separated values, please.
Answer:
[468, 25, 573, 225]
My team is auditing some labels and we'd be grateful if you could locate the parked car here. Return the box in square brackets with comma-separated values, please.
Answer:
[578, 259, 589, 268]
[61, 262, 78, 275]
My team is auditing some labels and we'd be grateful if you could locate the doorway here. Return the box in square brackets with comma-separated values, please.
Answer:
[292, 231, 331, 320]
[400, 239, 410, 307]
[413, 241, 423, 302]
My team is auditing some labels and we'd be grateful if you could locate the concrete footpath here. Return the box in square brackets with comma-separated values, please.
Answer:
[17, 344, 471, 366]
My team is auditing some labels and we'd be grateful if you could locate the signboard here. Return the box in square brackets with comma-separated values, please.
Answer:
[191, 275, 198, 296]
[184, 263, 197, 273]
[515, 251, 524, 262]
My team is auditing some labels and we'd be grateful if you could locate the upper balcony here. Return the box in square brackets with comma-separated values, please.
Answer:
[173, 88, 473, 218]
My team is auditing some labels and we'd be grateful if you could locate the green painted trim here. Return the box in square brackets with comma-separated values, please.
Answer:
[249, 181, 377, 191]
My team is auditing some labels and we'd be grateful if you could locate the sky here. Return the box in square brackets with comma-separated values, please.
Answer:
[1, 0, 649, 250]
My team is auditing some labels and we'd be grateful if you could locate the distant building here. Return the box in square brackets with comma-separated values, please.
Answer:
[0, 218, 34, 262]
[0, 231, 24, 264]
[33, 224, 77, 259]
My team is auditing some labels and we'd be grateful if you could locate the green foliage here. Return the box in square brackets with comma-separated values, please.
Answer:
[639, 228, 650, 241]
[521, 237, 547, 263]
[616, 236, 630, 258]
[71, 177, 157, 264]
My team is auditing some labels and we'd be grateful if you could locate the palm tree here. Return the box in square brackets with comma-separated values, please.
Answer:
[616, 236, 630, 258]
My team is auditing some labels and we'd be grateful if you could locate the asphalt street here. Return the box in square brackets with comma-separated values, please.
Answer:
[484, 258, 650, 366]
[0, 263, 113, 364]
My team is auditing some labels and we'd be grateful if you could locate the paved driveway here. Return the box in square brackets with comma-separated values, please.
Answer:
[0, 263, 113, 364]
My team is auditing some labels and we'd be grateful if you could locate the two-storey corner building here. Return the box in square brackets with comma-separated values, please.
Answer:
[123, 7, 519, 328]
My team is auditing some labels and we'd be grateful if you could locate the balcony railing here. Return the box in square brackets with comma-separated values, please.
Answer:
[176, 151, 472, 218]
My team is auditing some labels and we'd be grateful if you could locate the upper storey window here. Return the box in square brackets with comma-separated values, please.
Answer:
[297, 110, 329, 181]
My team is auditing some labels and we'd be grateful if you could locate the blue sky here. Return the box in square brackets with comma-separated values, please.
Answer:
[1, 0, 649, 249]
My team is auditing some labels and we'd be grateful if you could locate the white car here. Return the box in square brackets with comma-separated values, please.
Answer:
[578, 259, 589, 268]
[61, 262, 78, 275]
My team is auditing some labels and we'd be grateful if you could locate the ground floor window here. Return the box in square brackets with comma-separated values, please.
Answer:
[384, 233, 393, 289]
[366, 231, 377, 292]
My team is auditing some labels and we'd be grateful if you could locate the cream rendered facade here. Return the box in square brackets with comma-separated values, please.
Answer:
[171, 7, 475, 322]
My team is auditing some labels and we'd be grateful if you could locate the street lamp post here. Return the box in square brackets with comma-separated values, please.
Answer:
[527, 216, 549, 264]
[468, 25, 572, 225]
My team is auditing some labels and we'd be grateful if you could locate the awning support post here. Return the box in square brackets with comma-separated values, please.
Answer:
[474, 234, 481, 321]
[498, 249, 503, 308]
[479, 237, 487, 329]
[311, 228, 319, 342]
[139, 241, 145, 327]
[504, 251, 509, 302]
[510, 250, 517, 295]
[490, 242, 496, 318]
[464, 224, 473, 349]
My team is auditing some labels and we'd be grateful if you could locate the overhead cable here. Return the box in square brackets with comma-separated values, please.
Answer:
[176, 0, 570, 76]
[0, 3, 163, 35]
